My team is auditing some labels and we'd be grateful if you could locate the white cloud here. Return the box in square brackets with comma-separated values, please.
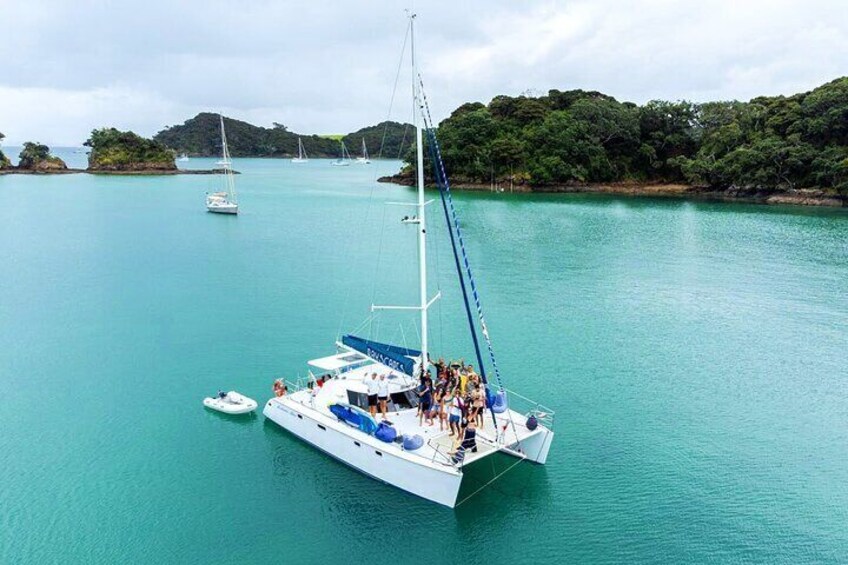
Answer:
[0, 0, 846, 145]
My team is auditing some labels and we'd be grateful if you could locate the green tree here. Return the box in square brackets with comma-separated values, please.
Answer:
[18, 142, 50, 168]
[86, 128, 175, 171]
[0, 131, 9, 169]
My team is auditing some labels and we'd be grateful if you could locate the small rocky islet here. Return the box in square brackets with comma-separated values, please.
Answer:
[0, 128, 231, 176]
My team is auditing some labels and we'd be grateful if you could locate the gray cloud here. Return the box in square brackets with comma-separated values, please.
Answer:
[1, 0, 846, 145]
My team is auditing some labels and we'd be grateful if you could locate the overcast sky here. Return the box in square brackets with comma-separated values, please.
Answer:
[0, 0, 846, 146]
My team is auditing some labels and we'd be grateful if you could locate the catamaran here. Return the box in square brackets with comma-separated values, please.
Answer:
[330, 140, 352, 166]
[292, 137, 308, 163]
[263, 15, 553, 508]
[356, 138, 371, 164]
[206, 115, 238, 215]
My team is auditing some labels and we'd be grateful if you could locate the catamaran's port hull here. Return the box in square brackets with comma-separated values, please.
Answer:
[207, 205, 238, 214]
[263, 398, 463, 507]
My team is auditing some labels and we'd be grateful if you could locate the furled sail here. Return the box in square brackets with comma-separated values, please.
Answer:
[342, 335, 421, 376]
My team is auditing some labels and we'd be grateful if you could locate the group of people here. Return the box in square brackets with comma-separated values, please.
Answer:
[417, 359, 487, 433]
[417, 358, 487, 463]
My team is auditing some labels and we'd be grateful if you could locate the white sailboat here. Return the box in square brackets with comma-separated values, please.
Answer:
[178, 153, 189, 162]
[292, 137, 308, 163]
[330, 140, 352, 166]
[356, 138, 371, 164]
[206, 115, 238, 215]
[263, 14, 554, 508]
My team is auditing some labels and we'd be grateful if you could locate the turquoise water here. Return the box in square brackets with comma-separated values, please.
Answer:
[1, 152, 847, 564]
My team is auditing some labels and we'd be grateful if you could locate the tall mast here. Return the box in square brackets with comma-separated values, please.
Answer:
[219, 114, 236, 202]
[411, 13, 428, 376]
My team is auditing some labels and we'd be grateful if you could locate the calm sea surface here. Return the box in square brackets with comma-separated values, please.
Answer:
[1, 149, 847, 564]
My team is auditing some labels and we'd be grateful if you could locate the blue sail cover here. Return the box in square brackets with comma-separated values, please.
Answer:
[342, 335, 420, 376]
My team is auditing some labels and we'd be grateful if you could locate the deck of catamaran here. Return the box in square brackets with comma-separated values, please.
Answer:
[267, 347, 555, 471]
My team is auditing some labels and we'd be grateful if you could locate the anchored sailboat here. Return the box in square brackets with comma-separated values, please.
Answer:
[356, 138, 371, 164]
[330, 140, 352, 166]
[263, 14, 553, 507]
[292, 137, 308, 163]
[206, 115, 238, 215]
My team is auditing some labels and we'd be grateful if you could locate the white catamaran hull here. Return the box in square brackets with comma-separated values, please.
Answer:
[207, 201, 238, 214]
[263, 397, 463, 507]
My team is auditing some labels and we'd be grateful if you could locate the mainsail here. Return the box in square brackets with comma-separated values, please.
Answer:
[342, 335, 420, 376]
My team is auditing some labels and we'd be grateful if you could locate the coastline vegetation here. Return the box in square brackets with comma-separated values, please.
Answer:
[419, 77, 848, 196]
[86, 128, 175, 171]
[154, 113, 412, 159]
[0, 132, 10, 169]
[342, 121, 410, 159]
[18, 142, 67, 170]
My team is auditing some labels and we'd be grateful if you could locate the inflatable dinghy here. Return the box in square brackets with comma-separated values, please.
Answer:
[203, 391, 257, 415]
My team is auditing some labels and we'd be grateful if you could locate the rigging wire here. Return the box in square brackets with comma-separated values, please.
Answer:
[417, 73, 523, 445]
[337, 19, 412, 343]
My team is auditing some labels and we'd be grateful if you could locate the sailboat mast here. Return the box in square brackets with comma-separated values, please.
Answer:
[219, 114, 236, 202]
[411, 14, 428, 376]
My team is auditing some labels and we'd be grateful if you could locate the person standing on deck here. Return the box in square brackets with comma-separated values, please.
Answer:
[377, 373, 389, 420]
[418, 375, 433, 426]
[366, 372, 380, 417]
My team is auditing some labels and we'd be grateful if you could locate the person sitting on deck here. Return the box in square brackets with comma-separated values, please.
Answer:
[272, 379, 286, 398]
[366, 372, 380, 417]
[217, 390, 227, 400]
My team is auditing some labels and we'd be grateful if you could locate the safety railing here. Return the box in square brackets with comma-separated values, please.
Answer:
[426, 437, 460, 468]
[501, 387, 556, 430]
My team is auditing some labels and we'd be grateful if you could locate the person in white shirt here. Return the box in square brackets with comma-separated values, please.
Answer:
[366, 373, 380, 417]
[377, 374, 390, 419]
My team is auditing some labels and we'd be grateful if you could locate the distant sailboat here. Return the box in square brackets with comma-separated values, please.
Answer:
[356, 138, 371, 164]
[178, 153, 189, 162]
[292, 138, 308, 163]
[206, 115, 238, 215]
[331, 140, 352, 166]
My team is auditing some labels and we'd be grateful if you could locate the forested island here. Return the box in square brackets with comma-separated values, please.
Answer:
[153, 113, 411, 159]
[0, 132, 11, 169]
[85, 128, 176, 172]
[382, 77, 848, 206]
[0, 129, 227, 175]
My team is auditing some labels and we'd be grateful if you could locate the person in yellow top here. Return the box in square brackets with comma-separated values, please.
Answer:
[458, 369, 468, 395]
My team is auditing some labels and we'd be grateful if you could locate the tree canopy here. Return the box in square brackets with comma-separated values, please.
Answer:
[0, 131, 9, 169]
[154, 113, 413, 159]
[86, 128, 175, 171]
[423, 77, 848, 195]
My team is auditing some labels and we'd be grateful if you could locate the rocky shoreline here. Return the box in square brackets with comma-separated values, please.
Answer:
[377, 175, 846, 208]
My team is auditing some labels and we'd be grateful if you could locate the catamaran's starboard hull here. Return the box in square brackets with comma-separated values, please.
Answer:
[263, 398, 463, 507]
